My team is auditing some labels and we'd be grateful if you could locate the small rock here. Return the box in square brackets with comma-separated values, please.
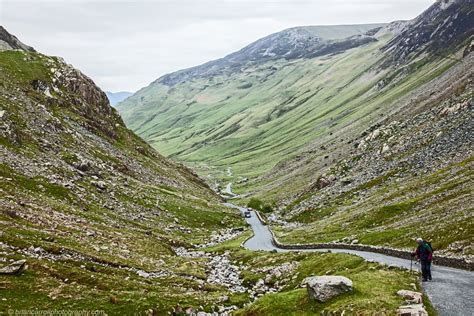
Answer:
[396, 304, 428, 316]
[397, 290, 423, 304]
[137, 270, 150, 278]
[0, 259, 27, 275]
[92, 180, 107, 190]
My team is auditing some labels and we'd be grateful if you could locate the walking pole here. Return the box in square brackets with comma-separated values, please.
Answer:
[410, 255, 413, 271]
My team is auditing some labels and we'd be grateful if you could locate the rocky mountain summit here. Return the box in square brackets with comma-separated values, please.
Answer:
[157, 24, 384, 86]
[383, 0, 474, 64]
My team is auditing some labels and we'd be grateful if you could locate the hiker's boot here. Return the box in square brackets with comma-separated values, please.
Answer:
[422, 278, 428, 282]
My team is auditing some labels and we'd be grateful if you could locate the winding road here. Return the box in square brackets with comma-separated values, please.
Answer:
[225, 203, 474, 316]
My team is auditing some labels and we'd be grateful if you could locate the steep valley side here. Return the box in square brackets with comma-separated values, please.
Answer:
[117, 0, 474, 263]
[0, 26, 429, 315]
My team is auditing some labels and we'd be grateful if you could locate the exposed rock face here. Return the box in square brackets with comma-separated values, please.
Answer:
[0, 26, 35, 52]
[383, 0, 474, 64]
[463, 39, 474, 57]
[0, 259, 27, 275]
[44, 60, 122, 140]
[304, 275, 353, 302]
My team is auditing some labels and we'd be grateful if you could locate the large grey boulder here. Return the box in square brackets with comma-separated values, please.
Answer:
[0, 259, 27, 275]
[305, 275, 353, 302]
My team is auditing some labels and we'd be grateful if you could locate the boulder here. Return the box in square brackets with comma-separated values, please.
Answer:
[75, 160, 91, 172]
[0, 259, 27, 275]
[396, 304, 428, 316]
[91, 180, 106, 190]
[305, 276, 353, 302]
[317, 177, 331, 189]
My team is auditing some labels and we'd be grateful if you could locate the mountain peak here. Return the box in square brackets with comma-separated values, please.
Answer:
[157, 24, 386, 86]
[0, 26, 35, 52]
[383, 0, 474, 64]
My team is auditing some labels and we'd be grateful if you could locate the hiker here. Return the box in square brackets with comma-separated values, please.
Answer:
[412, 238, 433, 281]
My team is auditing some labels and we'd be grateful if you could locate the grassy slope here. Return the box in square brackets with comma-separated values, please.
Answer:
[119, 34, 460, 198]
[244, 56, 459, 201]
[0, 49, 245, 313]
[276, 157, 473, 254]
[118, 26, 472, 260]
[268, 48, 474, 257]
[118, 37, 392, 179]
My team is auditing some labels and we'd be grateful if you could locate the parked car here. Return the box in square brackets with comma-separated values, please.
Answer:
[244, 210, 251, 218]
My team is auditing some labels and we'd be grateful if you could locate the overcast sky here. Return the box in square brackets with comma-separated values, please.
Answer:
[1, 0, 434, 92]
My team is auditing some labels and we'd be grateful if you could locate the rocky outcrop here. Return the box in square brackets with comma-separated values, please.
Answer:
[383, 0, 474, 65]
[304, 275, 353, 302]
[0, 259, 27, 275]
[463, 39, 474, 57]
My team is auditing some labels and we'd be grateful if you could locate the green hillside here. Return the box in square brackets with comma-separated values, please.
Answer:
[118, 2, 474, 260]
[0, 44, 249, 312]
[0, 51, 424, 315]
[118, 32, 393, 180]
[2, 0, 473, 313]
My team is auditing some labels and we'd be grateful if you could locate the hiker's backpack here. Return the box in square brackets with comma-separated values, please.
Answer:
[425, 241, 434, 252]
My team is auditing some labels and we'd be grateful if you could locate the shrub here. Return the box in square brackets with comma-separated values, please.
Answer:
[247, 198, 274, 213]
[247, 198, 263, 210]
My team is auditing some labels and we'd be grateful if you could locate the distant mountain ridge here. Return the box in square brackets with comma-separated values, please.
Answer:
[106, 91, 133, 106]
[156, 24, 386, 86]
[383, 0, 474, 64]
